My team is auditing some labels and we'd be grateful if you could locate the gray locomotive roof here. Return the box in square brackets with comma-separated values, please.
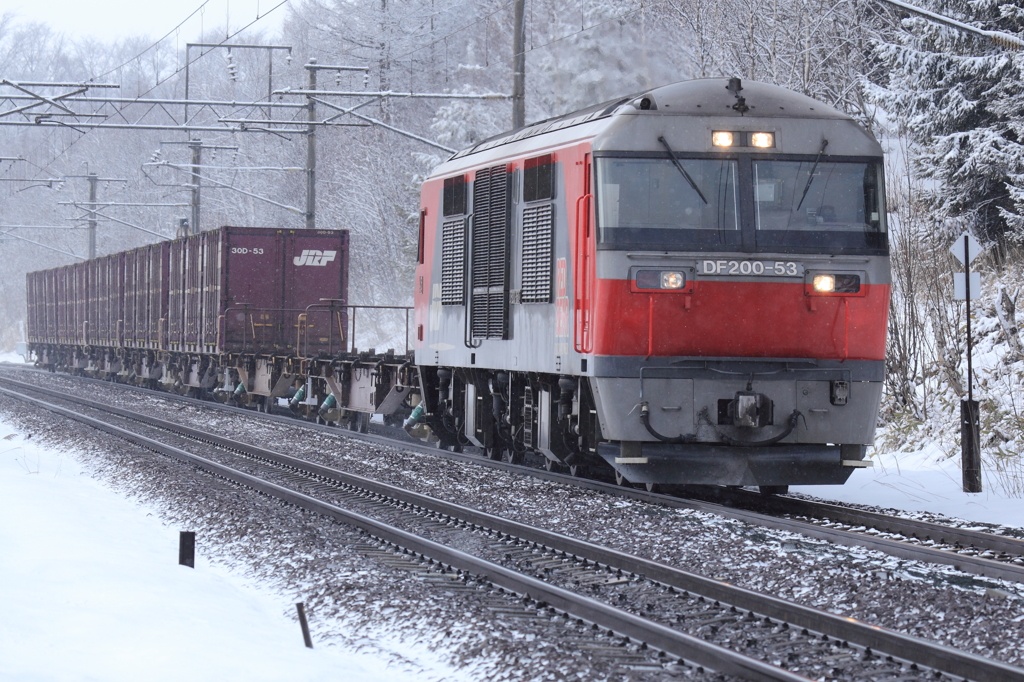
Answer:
[449, 79, 855, 162]
[635, 78, 852, 119]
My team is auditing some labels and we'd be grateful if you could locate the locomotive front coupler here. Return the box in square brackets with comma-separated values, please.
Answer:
[727, 390, 773, 429]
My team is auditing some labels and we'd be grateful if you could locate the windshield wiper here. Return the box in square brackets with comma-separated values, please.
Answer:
[796, 139, 829, 211]
[658, 136, 708, 205]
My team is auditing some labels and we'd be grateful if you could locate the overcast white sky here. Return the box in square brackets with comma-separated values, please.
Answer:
[4, 0, 288, 43]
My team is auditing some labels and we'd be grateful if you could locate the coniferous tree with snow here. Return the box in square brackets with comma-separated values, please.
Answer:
[869, 0, 1024, 244]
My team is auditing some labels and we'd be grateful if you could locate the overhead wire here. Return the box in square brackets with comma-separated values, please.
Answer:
[91, 1, 213, 81]
[31, 0, 289, 176]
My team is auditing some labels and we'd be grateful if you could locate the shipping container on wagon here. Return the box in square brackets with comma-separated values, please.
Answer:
[25, 270, 43, 343]
[43, 268, 57, 344]
[105, 254, 125, 347]
[166, 238, 186, 352]
[27, 226, 348, 358]
[123, 247, 142, 348]
[73, 262, 88, 345]
[145, 241, 170, 350]
[86, 258, 101, 346]
[55, 266, 71, 346]
[184, 226, 350, 355]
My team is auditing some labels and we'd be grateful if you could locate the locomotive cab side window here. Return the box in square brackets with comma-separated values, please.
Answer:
[443, 175, 467, 216]
[523, 154, 554, 203]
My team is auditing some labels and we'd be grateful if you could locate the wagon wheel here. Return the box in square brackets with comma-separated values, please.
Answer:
[435, 436, 463, 453]
[568, 464, 587, 478]
[614, 470, 630, 487]
[349, 412, 370, 433]
[504, 449, 524, 466]
[544, 458, 562, 473]
[485, 445, 503, 461]
[645, 482, 662, 494]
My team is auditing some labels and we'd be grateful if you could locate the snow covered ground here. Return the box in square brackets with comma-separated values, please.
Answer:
[0, 420, 464, 682]
[795, 444, 1024, 528]
[0, 351, 29, 365]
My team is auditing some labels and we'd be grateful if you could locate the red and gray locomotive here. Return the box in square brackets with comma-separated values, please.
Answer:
[412, 78, 889, 491]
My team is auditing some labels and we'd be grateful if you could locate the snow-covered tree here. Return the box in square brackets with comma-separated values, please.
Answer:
[869, 0, 1024, 244]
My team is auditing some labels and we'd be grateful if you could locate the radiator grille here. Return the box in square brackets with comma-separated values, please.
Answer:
[521, 203, 554, 303]
[470, 164, 511, 339]
[441, 217, 466, 305]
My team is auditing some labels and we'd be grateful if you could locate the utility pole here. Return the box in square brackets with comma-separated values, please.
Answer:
[299, 61, 371, 230]
[306, 59, 317, 230]
[190, 140, 201, 235]
[512, 0, 527, 129]
[87, 173, 98, 259]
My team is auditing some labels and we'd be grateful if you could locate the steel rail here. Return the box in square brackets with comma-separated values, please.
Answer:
[4, 368, 1024, 583]
[0, 383, 809, 682]
[695, 487, 1024, 557]
[2, 377, 1020, 682]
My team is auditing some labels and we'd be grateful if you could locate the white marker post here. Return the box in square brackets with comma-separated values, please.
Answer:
[951, 232, 983, 493]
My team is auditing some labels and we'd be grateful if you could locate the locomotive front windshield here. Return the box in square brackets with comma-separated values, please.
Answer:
[597, 158, 740, 248]
[753, 160, 886, 251]
[596, 154, 886, 253]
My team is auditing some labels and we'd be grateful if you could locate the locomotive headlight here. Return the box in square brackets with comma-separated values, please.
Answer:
[750, 132, 775, 148]
[813, 274, 836, 293]
[712, 131, 734, 147]
[811, 273, 862, 294]
[635, 269, 688, 290]
[661, 271, 685, 289]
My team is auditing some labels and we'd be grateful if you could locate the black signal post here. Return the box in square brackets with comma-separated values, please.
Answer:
[961, 234, 982, 493]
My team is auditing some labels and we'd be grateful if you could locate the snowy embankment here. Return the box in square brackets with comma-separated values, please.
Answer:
[0, 419, 456, 682]
[795, 445, 1024, 527]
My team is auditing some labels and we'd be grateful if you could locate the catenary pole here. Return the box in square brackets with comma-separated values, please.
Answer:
[512, 0, 526, 128]
[87, 173, 97, 259]
[306, 60, 317, 230]
[190, 140, 201, 235]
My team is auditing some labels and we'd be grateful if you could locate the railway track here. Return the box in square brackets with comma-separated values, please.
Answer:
[3, 365, 1024, 589]
[2, 374, 1023, 681]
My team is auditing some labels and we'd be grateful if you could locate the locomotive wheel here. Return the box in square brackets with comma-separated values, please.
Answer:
[354, 412, 370, 433]
[544, 458, 562, 473]
[504, 449, 524, 466]
[614, 470, 629, 487]
[645, 482, 662, 494]
[569, 464, 587, 478]
[485, 445, 503, 461]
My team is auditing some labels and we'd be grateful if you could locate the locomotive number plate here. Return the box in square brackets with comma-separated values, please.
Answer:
[700, 259, 803, 277]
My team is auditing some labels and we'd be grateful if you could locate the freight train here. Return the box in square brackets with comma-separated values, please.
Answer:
[25, 78, 889, 492]
[25, 226, 414, 433]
